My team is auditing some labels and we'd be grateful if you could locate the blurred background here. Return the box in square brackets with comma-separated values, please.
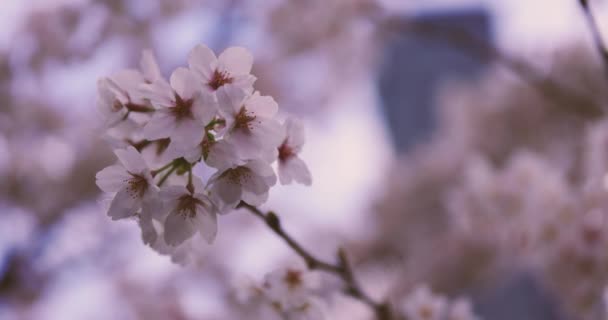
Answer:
[2, 0, 608, 319]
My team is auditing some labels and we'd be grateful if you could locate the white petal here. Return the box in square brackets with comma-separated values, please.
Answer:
[114, 146, 147, 174]
[143, 110, 176, 140]
[217, 84, 248, 116]
[170, 67, 199, 100]
[111, 69, 144, 91]
[164, 213, 196, 246]
[218, 46, 253, 75]
[191, 91, 217, 124]
[172, 119, 205, 148]
[140, 49, 162, 82]
[193, 205, 217, 243]
[140, 80, 174, 108]
[107, 187, 141, 220]
[206, 140, 242, 169]
[138, 212, 158, 245]
[96, 164, 129, 192]
[245, 92, 278, 118]
[241, 189, 268, 206]
[160, 185, 189, 204]
[210, 177, 242, 207]
[188, 44, 217, 80]
[280, 157, 311, 186]
[285, 117, 306, 149]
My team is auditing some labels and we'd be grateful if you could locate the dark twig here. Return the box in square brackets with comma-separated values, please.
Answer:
[580, 0, 608, 79]
[239, 202, 392, 320]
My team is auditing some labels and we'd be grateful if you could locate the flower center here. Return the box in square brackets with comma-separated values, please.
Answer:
[283, 269, 303, 290]
[278, 141, 294, 162]
[221, 166, 252, 186]
[208, 69, 234, 91]
[175, 195, 204, 219]
[418, 305, 434, 319]
[171, 94, 194, 120]
[234, 107, 257, 132]
[126, 174, 148, 199]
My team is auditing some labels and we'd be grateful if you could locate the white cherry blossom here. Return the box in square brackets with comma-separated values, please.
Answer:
[262, 267, 324, 320]
[208, 159, 277, 211]
[160, 177, 218, 246]
[142, 67, 217, 149]
[188, 44, 256, 94]
[278, 117, 312, 186]
[217, 84, 284, 161]
[402, 285, 447, 320]
[447, 298, 481, 320]
[95, 146, 158, 220]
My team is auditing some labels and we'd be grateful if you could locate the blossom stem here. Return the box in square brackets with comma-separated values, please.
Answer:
[186, 168, 194, 193]
[239, 202, 393, 320]
[157, 165, 177, 187]
[151, 162, 174, 177]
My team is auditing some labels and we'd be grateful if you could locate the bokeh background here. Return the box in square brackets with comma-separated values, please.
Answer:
[2, 0, 608, 319]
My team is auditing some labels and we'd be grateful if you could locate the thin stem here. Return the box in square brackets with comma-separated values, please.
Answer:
[239, 202, 392, 320]
[186, 168, 194, 193]
[151, 162, 174, 177]
[157, 165, 177, 187]
[580, 0, 608, 79]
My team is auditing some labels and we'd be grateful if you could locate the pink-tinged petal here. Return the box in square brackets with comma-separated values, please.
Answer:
[143, 110, 176, 140]
[191, 91, 217, 124]
[111, 69, 144, 90]
[245, 92, 278, 118]
[172, 119, 205, 148]
[280, 157, 311, 186]
[241, 189, 268, 206]
[188, 44, 217, 80]
[138, 212, 158, 245]
[164, 213, 196, 246]
[218, 46, 253, 75]
[242, 173, 269, 195]
[285, 117, 306, 149]
[142, 194, 167, 220]
[232, 74, 256, 93]
[114, 146, 147, 174]
[217, 84, 248, 116]
[193, 205, 217, 243]
[140, 79, 174, 108]
[206, 140, 242, 170]
[160, 185, 189, 204]
[211, 177, 242, 207]
[140, 49, 162, 82]
[107, 187, 141, 220]
[170, 67, 199, 100]
[96, 164, 129, 192]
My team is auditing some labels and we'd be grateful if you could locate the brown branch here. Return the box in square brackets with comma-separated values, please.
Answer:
[238, 202, 393, 320]
[580, 0, 608, 79]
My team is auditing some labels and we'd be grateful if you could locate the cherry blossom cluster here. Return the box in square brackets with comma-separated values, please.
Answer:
[95, 45, 311, 260]
[402, 285, 481, 320]
[237, 266, 325, 319]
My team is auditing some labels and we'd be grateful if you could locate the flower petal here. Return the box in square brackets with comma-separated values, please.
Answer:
[218, 46, 253, 75]
[245, 92, 278, 118]
[172, 119, 205, 149]
[114, 146, 147, 174]
[170, 67, 199, 100]
[164, 213, 197, 246]
[96, 164, 129, 192]
[140, 49, 162, 82]
[143, 110, 176, 140]
[193, 205, 217, 244]
[188, 44, 217, 80]
[107, 187, 141, 220]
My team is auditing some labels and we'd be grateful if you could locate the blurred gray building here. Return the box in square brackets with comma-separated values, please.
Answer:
[377, 9, 491, 152]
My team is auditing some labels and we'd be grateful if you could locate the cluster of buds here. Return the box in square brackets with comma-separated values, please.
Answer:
[95, 44, 311, 260]
[401, 285, 481, 320]
[236, 266, 324, 320]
